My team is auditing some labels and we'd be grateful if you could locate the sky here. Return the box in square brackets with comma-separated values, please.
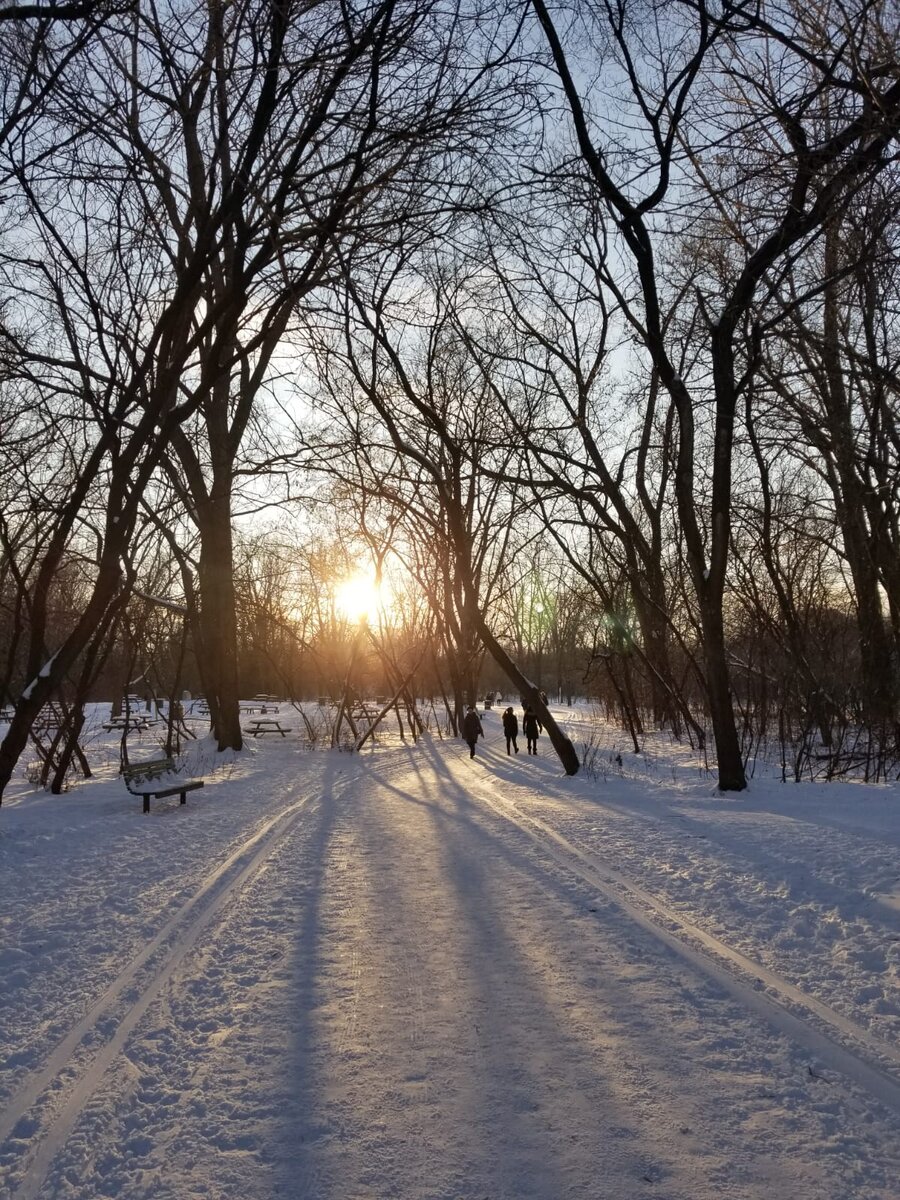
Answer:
[1, 702, 899, 1199]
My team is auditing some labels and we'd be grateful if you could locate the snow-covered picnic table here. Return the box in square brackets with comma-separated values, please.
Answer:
[245, 718, 290, 737]
[103, 714, 156, 732]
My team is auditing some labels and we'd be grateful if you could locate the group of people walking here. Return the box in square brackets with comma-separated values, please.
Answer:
[462, 703, 543, 759]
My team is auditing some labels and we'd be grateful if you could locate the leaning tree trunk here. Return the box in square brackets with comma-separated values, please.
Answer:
[473, 613, 579, 776]
[48, 607, 120, 793]
[0, 558, 129, 803]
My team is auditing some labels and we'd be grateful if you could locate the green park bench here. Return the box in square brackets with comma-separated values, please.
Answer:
[122, 756, 204, 814]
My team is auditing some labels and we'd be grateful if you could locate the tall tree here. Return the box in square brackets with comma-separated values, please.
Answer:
[0, 0, 522, 794]
[754, 181, 900, 737]
[524, 0, 900, 789]
[132, 0, 521, 749]
[309, 260, 580, 772]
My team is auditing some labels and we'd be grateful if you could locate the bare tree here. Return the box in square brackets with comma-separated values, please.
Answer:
[448, 223, 689, 733]
[751, 177, 900, 740]
[0, 0, 521, 796]
[120, 0, 523, 749]
[306, 257, 580, 772]
[520, 0, 900, 789]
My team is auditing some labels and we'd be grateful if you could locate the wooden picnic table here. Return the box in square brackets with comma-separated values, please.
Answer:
[245, 718, 290, 738]
[103, 715, 155, 732]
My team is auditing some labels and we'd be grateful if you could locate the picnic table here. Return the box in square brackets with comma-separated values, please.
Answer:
[103, 713, 155, 732]
[246, 718, 290, 738]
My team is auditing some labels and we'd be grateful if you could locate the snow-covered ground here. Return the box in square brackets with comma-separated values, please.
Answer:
[1, 703, 899, 1199]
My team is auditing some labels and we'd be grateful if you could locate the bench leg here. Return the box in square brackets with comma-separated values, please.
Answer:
[143, 794, 150, 814]
[180, 791, 186, 805]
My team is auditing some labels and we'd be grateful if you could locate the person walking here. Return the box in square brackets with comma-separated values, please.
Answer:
[502, 706, 519, 755]
[523, 705, 542, 755]
[462, 705, 484, 759]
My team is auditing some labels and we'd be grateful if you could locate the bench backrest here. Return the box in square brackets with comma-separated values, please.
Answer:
[123, 757, 175, 782]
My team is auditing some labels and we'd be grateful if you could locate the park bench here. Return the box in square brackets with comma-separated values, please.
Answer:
[122, 756, 204, 814]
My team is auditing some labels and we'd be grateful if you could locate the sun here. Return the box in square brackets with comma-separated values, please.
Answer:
[335, 573, 391, 623]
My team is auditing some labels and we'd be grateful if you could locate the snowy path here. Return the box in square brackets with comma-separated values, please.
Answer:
[4, 792, 321, 1198]
[2, 735, 900, 1198]
[472, 766, 900, 1108]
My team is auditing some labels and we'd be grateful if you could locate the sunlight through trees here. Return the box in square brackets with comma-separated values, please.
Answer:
[2, 0, 900, 798]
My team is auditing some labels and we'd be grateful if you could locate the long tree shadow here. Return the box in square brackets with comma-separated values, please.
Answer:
[473, 727, 900, 933]
[272, 743, 809, 1198]
[264, 749, 350, 1198]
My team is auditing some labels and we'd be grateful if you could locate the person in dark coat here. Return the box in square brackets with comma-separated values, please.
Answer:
[502, 706, 519, 755]
[523, 705, 542, 755]
[462, 705, 484, 759]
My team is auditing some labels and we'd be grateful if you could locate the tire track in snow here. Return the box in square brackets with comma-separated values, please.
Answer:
[0, 763, 359, 1200]
[471, 772, 900, 1117]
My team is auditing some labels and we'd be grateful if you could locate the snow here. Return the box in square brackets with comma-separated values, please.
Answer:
[21, 654, 61, 701]
[132, 592, 188, 615]
[1, 703, 900, 1199]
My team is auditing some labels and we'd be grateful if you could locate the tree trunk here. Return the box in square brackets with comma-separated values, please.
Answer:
[196, 491, 243, 752]
[699, 597, 745, 791]
[669, 364, 747, 791]
[474, 613, 579, 775]
[0, 559, 127, 802]
[627, 548, 677, 730]
[820, 226, 897, 731]
[50, 704, 88, 794]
